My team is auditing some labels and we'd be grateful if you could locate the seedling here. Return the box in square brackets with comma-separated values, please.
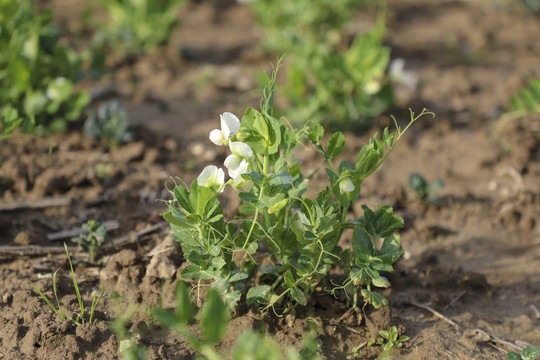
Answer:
[507, 346, 540, 360]
[31, 243, 105, 326]
[409, 173, 444, 203]
[163, 66, 433, 314]
[71, 220, 110, 265]
[372, 326, 409, 351]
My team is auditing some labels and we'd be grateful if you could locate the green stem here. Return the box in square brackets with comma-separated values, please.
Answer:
[263, 154, 269, 175]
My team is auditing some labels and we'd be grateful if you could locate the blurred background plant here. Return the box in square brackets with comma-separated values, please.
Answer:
[247, 0, 394, 132]
[495, 79, 540, 139]
[0, 0, 90, 137]
[71, 220, 110, 265]
[84, 100, 133, 145]
[152, 281, 322, 360]
[90, 0, 186, 61]
[409, 173, 444, 204]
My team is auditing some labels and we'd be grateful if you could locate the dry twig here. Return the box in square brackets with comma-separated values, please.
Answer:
[0, 196, 72, 212]
[407, 299, 526, 354]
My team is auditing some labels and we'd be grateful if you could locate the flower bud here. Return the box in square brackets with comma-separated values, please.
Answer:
[268, 199, 288, 214]
[236, 130, 250, 142]
[339, 178, 355, 194]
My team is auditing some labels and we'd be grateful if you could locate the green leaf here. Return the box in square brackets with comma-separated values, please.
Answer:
[352, 226, 373, 257]
[229, 270, 249, 283]
[266, 115, 282, 155]
[377, 235, 404, 264]
[246, 241, 258, 255]
[519, 88, 539, 111]
[180, 264, 216, 280]
[240, 108, 269, 154]
[283, 270, 296, 288]
[327, 132, 345, 159]
[361, 288, 388, 309]
[371, 275, 390, 288]
[200, 289, 228, 344]
[308, 124, 324, 144]
[521, 346, 540, 360]
[356, 147, 379, 178]
[246, 285, 271, 306]
[173, 186, 193, 213]
[239, 192, 259, 204]
[362, 205, 404, 239]
[506, 352, 521, 360]
[239, 203, 256, 215]
[289, 286, 307, 306]
[174, 281, 194, 325]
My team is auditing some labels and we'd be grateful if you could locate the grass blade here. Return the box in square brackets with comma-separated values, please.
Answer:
[89, 283, 105, 323]
[64, 243, 85, 321]
[31, 280, 66, 321]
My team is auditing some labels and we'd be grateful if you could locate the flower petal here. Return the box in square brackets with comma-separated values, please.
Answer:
[209, 129, 228, 146]
[224, 154, 243, 172]
[339, 178, 355, 194]
[229, 141, 253, 158]
[220, 112, 241, 138]
[198, 165, 225, 188]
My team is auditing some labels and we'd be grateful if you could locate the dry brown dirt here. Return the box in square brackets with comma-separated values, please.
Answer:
[1, 0, 540, 359]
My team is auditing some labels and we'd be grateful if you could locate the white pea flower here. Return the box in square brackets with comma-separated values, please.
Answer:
[209, 112, 241, 146]
[339, 177, 355, 194]
[389, 58, 405, 83]
[364, 79, 381, 95]
[224, 141, 253, 178]
[197, 165, 225, 192]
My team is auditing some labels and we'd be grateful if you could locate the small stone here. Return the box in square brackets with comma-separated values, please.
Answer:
[13, 231, 41, 245]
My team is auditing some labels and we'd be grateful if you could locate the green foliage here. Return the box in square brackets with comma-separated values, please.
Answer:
[152, 281, 322, 360]
[373, 326, 409, 351]
[507, 346, 540, 360]
[31, 244, 105, 326]
[248, 0, 394, 131]
[84, 100, 132, 144]
[509, 79, 540, 114]
[163, 68, 434, 314]
[71, 220, 110, 264]
[409, 173, 444, 203]
[0, 0, 89, 136]
[92, 0, 186, 58]
[496, 79, 540, 137]
[110, 303, 148, 360]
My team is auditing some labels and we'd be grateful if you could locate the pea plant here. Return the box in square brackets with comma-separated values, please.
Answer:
[247, 0, 394, 131]
[71, 220, 110, 265]
[91, 0, 186, 58]
[0, 0, 89, 137]
[163, 70, 433, 314]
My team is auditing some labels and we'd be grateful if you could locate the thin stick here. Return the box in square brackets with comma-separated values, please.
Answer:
[0, 196, 72, 212]
[408, 299, 463, 330]
[47, 220, 120, 241]
[407, 299, 525, 353]
[0, 222, 169, 257]
[443, 291, 466, 311]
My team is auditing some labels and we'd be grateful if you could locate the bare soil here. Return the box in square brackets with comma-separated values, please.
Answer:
[1, 0, 540, 359]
